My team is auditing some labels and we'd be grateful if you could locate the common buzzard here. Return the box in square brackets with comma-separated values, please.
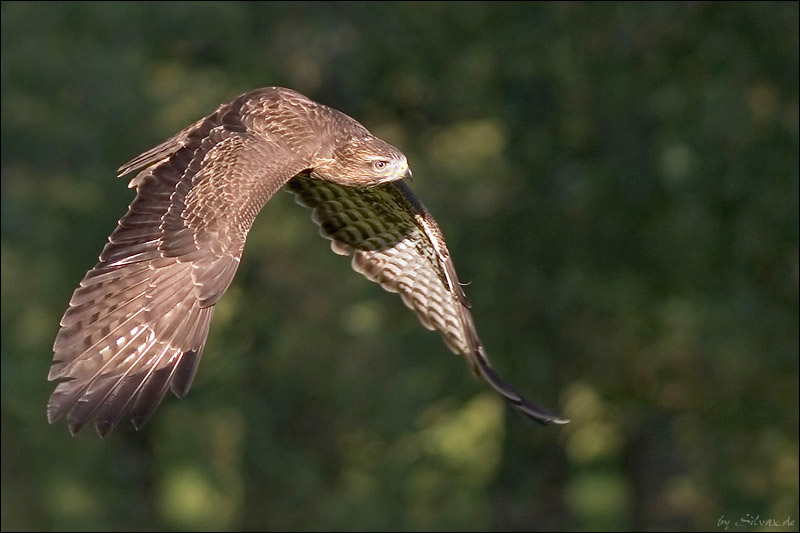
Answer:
[48, 87, 567, 436]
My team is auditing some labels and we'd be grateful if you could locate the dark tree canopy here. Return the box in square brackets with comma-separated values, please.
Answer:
[1, 3, 797, 531]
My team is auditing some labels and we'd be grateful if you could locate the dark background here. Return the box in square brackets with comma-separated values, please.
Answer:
[2, 2, 797, 531]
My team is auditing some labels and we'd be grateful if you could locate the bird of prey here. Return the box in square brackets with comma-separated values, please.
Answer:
[48, 87, 567, 437]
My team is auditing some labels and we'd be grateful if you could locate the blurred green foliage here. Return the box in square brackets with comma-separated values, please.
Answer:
[1, 2, 797, 531]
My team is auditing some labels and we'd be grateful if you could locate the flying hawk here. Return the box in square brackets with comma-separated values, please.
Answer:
[48, 87, 567, 437]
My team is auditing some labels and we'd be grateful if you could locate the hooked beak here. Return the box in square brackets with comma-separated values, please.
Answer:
[403, 166, 413, 181]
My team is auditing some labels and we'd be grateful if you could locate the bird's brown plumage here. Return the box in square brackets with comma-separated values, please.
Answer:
[48, 87, 566, 437]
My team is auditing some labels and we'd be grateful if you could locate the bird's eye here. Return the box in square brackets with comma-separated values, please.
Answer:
[373, 160, 389, 171]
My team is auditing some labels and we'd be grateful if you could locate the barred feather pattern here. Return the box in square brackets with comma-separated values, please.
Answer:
[48, 88, 312, 436]
[287, 174, 568, 425]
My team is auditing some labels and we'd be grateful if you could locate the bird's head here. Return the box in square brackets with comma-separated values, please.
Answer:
[313, 133, 412, 188]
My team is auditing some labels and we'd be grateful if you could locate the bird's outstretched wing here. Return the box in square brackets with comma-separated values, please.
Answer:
[48, 91, 306, 437]
[287, 173, 568, 424]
